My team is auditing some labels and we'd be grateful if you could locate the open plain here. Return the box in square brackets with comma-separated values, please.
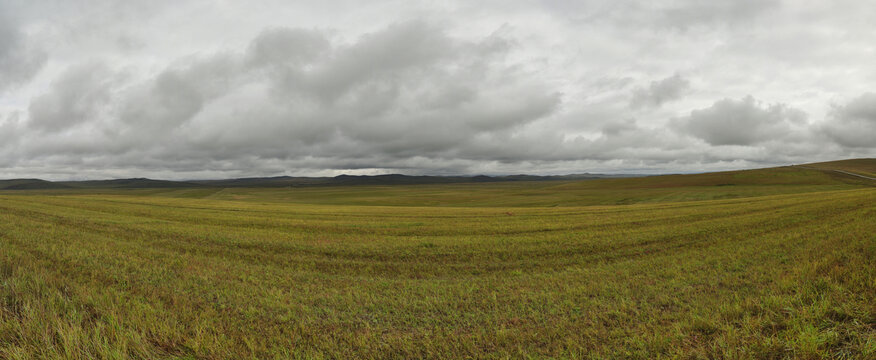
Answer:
[1, 160, 874, 359]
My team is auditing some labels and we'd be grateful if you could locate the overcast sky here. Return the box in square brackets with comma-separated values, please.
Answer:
[1, 0, 874, 180]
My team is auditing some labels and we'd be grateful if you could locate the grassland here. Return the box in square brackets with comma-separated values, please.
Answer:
[1, 162, 874, 359]
[800, 158, 876, 178]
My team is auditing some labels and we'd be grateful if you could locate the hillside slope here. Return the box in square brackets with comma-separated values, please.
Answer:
[56, 178, 204, 189]
[554, 162, 875, 190]
[140, 162, 873, 207]
[795, 158, 876, 178]
[0, 179, 71, 190]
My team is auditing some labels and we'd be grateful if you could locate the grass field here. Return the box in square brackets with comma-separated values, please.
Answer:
[800, 159, 876, 178]
[1, 162, 874, 359]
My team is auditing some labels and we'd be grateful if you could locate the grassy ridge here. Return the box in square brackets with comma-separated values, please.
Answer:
[1, 188, 874, 359]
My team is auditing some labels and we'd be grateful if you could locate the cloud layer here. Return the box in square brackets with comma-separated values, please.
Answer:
[1, 0, 874, 179]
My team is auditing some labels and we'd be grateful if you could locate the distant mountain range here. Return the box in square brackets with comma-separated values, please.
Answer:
[0, 173, 644, 190]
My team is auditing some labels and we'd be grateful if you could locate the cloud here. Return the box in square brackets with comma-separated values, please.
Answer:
[27, 63, 116, 132]
[221, 22, 558, 161]
[0, 111, 22, 145]
[246, 28, 330, 68]
[118, 64, 212, 134]
[10, 21, 561, 177]
[630, 74, 690, 108]
[672, 96, 807, 146]
[822, 93, 876, 148]
[660, 0, 780, 29]
[0, 8, 46, 91]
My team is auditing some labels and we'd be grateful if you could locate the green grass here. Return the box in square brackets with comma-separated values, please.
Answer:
[0, 163, 874, 359]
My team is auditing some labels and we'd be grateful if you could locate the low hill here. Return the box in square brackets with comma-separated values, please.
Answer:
[1, 159, 872, 196]
[190, 173, 626, 187]
[0, 179, 71, 190]
[192, 176, 330, 187]
[553, 163, 875, 191]
[530, 161, 875, 206]
[183, 159, 875, 206]
[3, 174, 624, 191]
[794, 158, 876, 178]
[56, 178, 204, 189]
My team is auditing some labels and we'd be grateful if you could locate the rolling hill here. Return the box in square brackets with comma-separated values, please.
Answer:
[138, 159, 875, 207]
[794, 158, 876, 178]
[1, 173, 633, 190]
[1, 159, 873, 207]
[55, 178, 204, 189]
[0, 179, 71, 190]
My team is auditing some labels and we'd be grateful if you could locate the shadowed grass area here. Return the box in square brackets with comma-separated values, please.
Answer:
[1, 186, 874, 359]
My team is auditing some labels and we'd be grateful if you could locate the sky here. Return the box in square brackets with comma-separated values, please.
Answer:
[0, 0, 874, 180]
